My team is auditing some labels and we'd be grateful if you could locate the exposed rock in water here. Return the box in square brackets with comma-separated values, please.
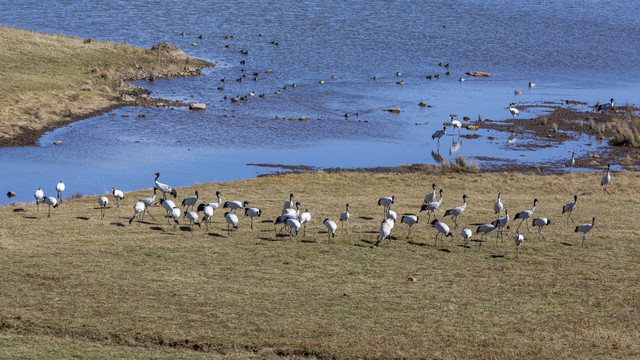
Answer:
[385, 108, 402, 114]
[189, 103, 206, 110]
[418, 101, 427, 107]
[54, 140, 63, 145]
[465, 71, 491, 77]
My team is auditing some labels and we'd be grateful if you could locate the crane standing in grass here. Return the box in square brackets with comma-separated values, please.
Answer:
[514, 231, 524, 258]
[324, 218, 337, 243]
[339, 203, 350, 233]
[562, 195, 578, 225]
[494, 190, 504, 218]
[424, 184, 437, 204]
[461, 228, 473, 251]
[575, 217, 595, 247]
[401, 215, 419, 238]
[154, 172, 177, 199]
[431, 219, 453, 247]
[112, 187, 124, 208]
[420, 189, 443, 222]
[443, 194, 468, 228]
[56, 181, 65, 202]
[377, 195, 395, 219]
[34, 188, 44, 211]
[98, 196, 108, 219]
[514, 199, 538, 231]
[532, 218, 551, 239]
[601, 165, 611, 195]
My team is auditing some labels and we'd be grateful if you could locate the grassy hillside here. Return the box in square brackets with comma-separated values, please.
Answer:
[0, 26, 211, 146]
[1, 170, 639, 359]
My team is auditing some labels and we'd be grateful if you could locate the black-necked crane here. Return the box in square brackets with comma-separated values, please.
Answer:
[298, 209, 311, 236]
[420, 189, 443, 222]
[515, 199, 537, 231]
[202, 205, 214, 229]
[374, 218, 394, 247]
[575, 217, 595, 247]
[154, 172, 177, 199]
[432, 126, 446, 144]
[424, 184, 437, 203]
[224, 200, 249, 213]
[129, 201, 146, 225]
[514, 231, 524, 258]
[284, 193, 295, 209]
[280, 201, 301, 224]
[98, 196, 108, 219]
[461, 228, 473, 251]
[224, 212, 239, 235]
[377, 195, 395, 219]
[185, 211, 201, 230]
[443, 194, 468, 228]
[386, 205, 397, 221]
[476, 224, 496, 245]
[56, 181, 65, 202]
[284, 218, 301, 241]
[450, 115, 462, 135]
[401, 215, 419, 238]
[323, 218, 337, 243]
[112, 187, 124, 208]
[494, 190, 504, 217]
[491, 208, 509, 242]
[565, 150, 575, 171]
[181, 190, 199, 213]
[532, 217, 551, 239]
[601, 164, 611, 195]
[43, 196, 58, 218]
[244, 207, 262, 231]
[199, 191, 222, 213]
[509, 103, 519, 119]
[562, 195, 578, 225]
[597, 98, 615, 113]
[160, 199, 176, 223]
[339, 203, 350, 233]
[170, 206, 181, 228]
[34, 188, 44, 211]
[431, 218, 453, 247]
[138, 188, 157, 221]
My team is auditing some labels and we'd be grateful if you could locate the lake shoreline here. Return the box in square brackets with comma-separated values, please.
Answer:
[0, 26, 214, 148]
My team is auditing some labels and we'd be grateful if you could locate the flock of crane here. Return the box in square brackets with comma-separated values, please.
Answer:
[29, 166, 613, 258]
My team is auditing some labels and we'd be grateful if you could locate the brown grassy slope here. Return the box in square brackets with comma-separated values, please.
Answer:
[1, 171, 639, 359]
[0, 26, 212, 146]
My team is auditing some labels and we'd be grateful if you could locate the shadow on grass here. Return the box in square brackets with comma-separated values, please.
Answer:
[149, 226, 164, 232]
[408, 240, 428, 247]
[489, 254, 505, 258]
[12, 208, 25, 213]
[23, 216, 39, 220]
[207, 232, 224, 237]
[560, 242, 573, 246]
[77, 216, 90, 221]
[258, 237, 283, 242]
[438, 248, 451, 253]
[111, 222, 125, 227]
[359, 216, 374, 220]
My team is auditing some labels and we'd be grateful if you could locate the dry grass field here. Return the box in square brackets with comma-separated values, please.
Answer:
[1, 170, 639, 359]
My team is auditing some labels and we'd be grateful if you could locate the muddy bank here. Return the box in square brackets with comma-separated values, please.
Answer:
[250, 101, 640, 175]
